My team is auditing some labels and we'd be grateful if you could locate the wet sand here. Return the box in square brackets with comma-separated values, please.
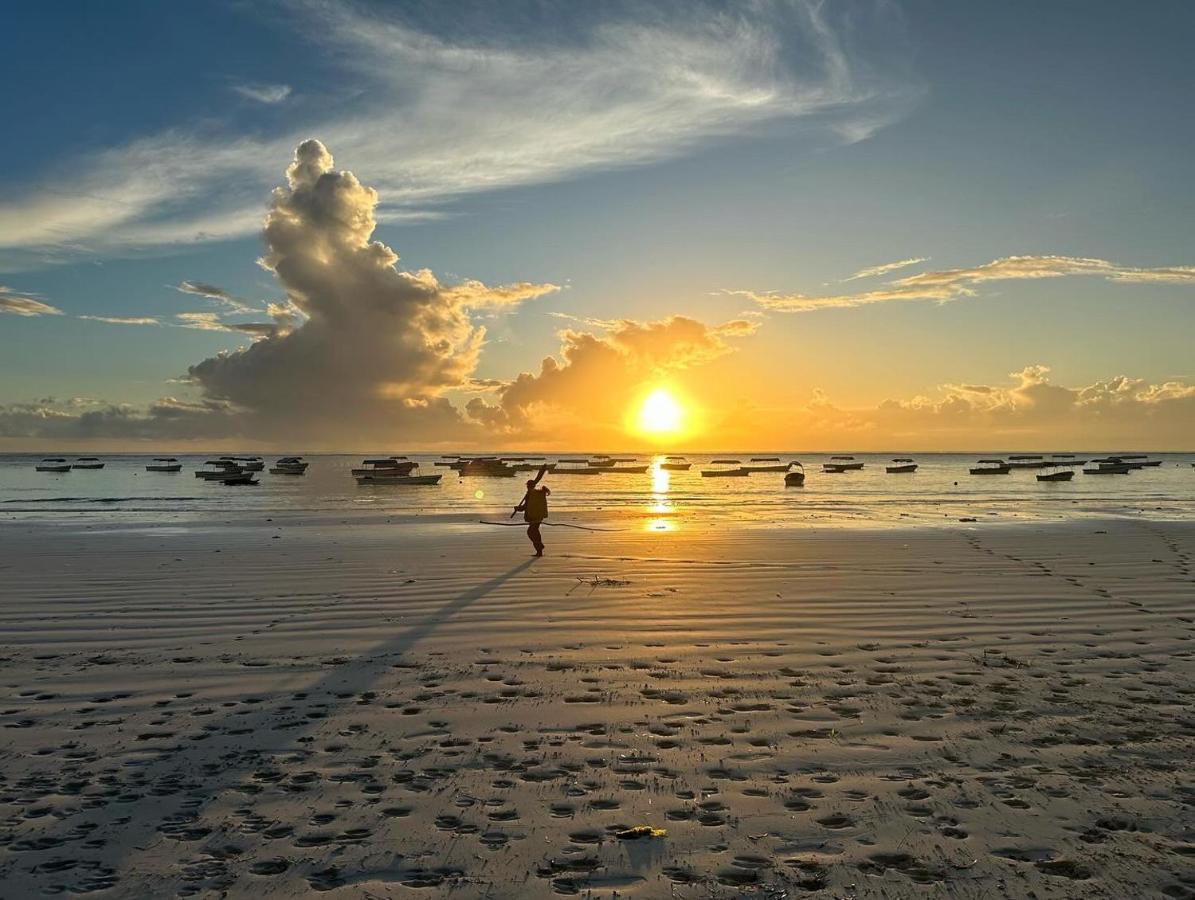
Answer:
[0, 516, 1192, 897]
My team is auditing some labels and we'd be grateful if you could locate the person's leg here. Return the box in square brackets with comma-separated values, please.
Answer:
[527, 521, 544, 555]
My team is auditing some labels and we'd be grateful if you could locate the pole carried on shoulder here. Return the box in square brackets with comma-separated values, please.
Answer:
[511, 464, 548, 518]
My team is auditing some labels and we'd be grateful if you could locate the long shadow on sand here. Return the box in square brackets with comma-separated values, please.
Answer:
[23, 558, 536, 891]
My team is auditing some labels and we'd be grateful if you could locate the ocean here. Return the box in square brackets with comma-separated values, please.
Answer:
[3, 452, 1193, 531]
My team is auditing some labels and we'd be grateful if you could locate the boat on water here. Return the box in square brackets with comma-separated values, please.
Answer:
[219, 472, 259, 486]
[221, 455, 265, 472]
[785, 463, 805, 487]
[355, 472, 442, 485]
[351, 458, 417, 477]
[711, 458, 741, 465]
[751, 457, 780, 462]
[270, 456, 308, 475]
[969, 459, 1011, 475]
[511, 462, 557, 472]
[146, 457, 182, 472]
[1084, 463, 1132, 475]
[742, 462, 790, 472]
[587, 457, 617, 468]
[659, 456, 691, 471]
[197, 460, 242, 479]
[1050, 454, 1088, 465]
[1036, 465, 1075, 482]
[701, 467, 749, 477]
[824, 455, 864, 472]
[1007, 455, 1048, 469]
[553, 465, 604, 475]
[886, 458, 918, 473]
[35, 458, 71, 472]
[604, 465, 650, 474]
[72, 457, 105, 469]
[458, 457, 516, 477]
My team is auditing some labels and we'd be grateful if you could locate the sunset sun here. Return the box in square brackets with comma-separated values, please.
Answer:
[636, 388, 684, 437]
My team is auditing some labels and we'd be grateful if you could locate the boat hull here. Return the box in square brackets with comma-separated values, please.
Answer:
[885, 464, 918, 473]
[784, 472, 805, 486]
[146, 464, 181, 472]
[1036, 471, 1074, 482]
[355, 474, 442, 485]
[659, 463, 691, 470]
[35, 465, 71, 473]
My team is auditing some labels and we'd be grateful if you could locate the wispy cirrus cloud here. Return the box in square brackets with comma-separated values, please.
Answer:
[841, 256, 928, 282]
[0, 286, 62, 316]
[732, 255, 1195, 313]
[0, 0, 917, 262]
[77, 315, 161, 326]
[232, 82, 292, 104]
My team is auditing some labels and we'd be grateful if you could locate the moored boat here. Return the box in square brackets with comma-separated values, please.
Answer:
[354, 472, 442, 485]
[351, 458, 417, 477]
[458, 457, 516, 477]
[784, 463, 805, 487]
[270, 456, 308, 475]
[72, 457, 105, 469]
[146, 457, 182, 472]
[701, 467, 749, 477]
[1036, 465, 1075, 482]
[659, 456, 691, 471]
[885, 458, 918, 473]
[824, 455, 864, 471]
[35, 458, 71, 472]
[220, 472, 259, 486]
[970, 459, 1011, 475]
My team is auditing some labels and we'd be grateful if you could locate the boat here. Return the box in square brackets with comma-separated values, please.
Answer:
[219, 472, 259, 486]
[751, 457, 780, 462]
[824, 455, 864, 471]
[221, 455, 265, 472]
[351, 458, 417, 477]
[270, 456, 308, 475]
[355, 473, 442, 486]
[72, 457, 105, 469]
[969, 459, 1011, 475]
[1007, 454, 1047, 469]
[1049, 454, 1087, 465]
[785, 463, 805, 487]
[35, 458, 71, 472]
[701, 467, 750, 477]
[1036, 465, 1074, 482]
[511, 462, 557, 472]
[605, 465, 650, 474]
[885, 458, 918, 473]
[587, 457, 617, 468]
[659, 456, 691, 471]
[711, 459, 741, 465]
[458, 457, 517, 477]
[196, 461, 242, 479]
[1084, 463, 1132, 475]
[742, 463, 790, 472]
[146, 457, 182, 472]
[553, 466, 604, 475]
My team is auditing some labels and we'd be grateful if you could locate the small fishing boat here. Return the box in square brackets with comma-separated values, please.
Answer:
[587, 458, 617, 468]
[221, 455, 265, 472]
[785, 463, 805, 487]
[270, 456, 308, 475]
[219, 472, 259, 486]
[72, 457, 105, 469]
[1036, 465, 1075, 482]
[751, 457, 780, 462]
[354, 472, 442, 485]
[351, 458, 417, 477]
[196, 461, 242, 479]
[1049, 454, 1087, 466]
[969, 459, 1011, 475]
[1007, 454, 1047, 469]
[885, 458, 918, 473]
[605, 465, 650, 474]
[35, 458, 71, 472]
[458, 457, 517, 477]
[701, 467, 749, 477]
[711, 458, 741, 465]
[146, 457, 182, 472]
[511, 462, 557, 472]
[659, 456, 691, 471]
[1084, 463, 1132, 474]
[824, 455, 864, 471]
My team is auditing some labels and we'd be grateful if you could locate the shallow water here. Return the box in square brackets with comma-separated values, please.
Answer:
[3, 452, 1192, 530]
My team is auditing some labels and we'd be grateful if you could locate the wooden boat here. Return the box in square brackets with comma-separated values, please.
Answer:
[35, 458, 71, 472]
[701, 468, 749, 477]
[354, 473, 442, 485]
[1007, 455, 1048, 469]
[270, 456, 308, 475]
[785, 463, 805, 487]
[659, 456, 691, 471]
[72, 457, 105, 469]
[742, 463, 790, 472]
[511, 462, 557, 472]
[1036, 467, 1074, 482]
[750, 457, 780, 462]
[587, 459, 617, 468]
[825, 455, 864, 471]
[146, 457, 182, 472]
[1084, 463, 1131, 474]
[885, 458, 918, 473]
[969, 459, 1011, 475]
[351, 458, 417, 477]
[711, 459, 741, 465]
[219, 472, 259, 486]
[605, 465, 650, 474]
[197, 462, 242, 479]
[458, 458, 516, 477]
[221, 455, 265, 472]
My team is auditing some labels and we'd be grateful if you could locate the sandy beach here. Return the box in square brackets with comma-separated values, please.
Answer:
[0, 515, 1192, 898]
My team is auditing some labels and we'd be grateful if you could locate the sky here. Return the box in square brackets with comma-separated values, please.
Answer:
[0, 0, 1192, 450]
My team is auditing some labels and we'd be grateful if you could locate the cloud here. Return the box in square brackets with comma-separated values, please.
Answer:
[733, 255, 1195, 313]
[232, 82, 292, 104]
[0, 286, 63, 316]
[78, 315, 161, 326]
[0, 0, 917, 259]
[465, 315, 756, 438]
[841, 256, 928, 281]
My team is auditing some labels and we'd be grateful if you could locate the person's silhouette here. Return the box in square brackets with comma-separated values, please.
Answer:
[515, 478, 551, 556]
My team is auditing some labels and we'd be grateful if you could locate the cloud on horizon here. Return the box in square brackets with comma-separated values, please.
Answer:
[0, 0, 918, 262]
[0, 286, 63, 316]
[732, 255, 1195, 312]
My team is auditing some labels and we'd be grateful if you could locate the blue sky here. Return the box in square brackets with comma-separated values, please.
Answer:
[1, 0, 1192, 449]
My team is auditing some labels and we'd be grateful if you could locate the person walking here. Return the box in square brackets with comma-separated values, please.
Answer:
[513, 468, 551, 556]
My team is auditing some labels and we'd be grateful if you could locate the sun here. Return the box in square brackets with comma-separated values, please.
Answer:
[636, 388, 684, 436]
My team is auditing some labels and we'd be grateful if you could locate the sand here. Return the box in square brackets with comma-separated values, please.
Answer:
[0, 514, 1192, 898]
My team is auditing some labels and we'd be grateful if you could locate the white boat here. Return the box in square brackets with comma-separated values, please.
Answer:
[270, 456, 308, 475]
[72, 457, 105, 469]
[659, 456, 691, 471]
[354, 473, 442, 485]
[146, 457, 182, 472]
[35, 458, 71, 473]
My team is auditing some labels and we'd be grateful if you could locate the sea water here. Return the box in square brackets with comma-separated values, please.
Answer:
[3, 453, 1193, 531]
